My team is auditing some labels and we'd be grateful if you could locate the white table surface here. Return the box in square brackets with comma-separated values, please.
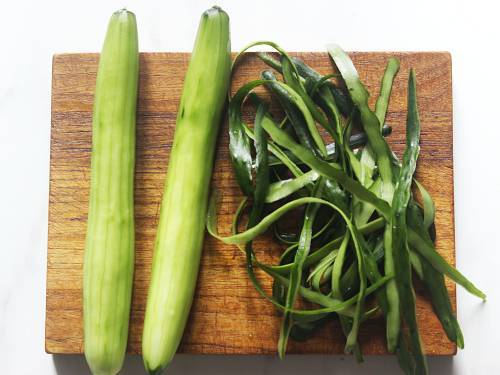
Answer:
[1, 0, 498, 373]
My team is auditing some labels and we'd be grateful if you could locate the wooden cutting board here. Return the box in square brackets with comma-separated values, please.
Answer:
[46, 51, 456, 355]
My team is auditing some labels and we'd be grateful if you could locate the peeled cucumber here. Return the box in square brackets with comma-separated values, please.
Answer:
[141, 6, 231, 374]
[83, 9, 139, 375]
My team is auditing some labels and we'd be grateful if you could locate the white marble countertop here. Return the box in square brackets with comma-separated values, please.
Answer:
[1, 0, 498, 373]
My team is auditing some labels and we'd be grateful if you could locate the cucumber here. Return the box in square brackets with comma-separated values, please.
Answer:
[83, 9, 139, 375]
[141, 6, 231, 374]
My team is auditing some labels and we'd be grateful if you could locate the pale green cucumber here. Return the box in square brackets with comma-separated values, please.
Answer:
[141, 6, 231, 375]
[83, 9, 139, 375]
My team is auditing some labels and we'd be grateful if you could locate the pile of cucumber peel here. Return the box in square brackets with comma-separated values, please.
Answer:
[208, 43, 485, 374]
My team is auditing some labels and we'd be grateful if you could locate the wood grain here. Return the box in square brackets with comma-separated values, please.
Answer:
[46, 52, 456, 356]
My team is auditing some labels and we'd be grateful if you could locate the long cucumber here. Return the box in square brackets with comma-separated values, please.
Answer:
[83, 9, 139, 375]
[141, 6, 231, 374]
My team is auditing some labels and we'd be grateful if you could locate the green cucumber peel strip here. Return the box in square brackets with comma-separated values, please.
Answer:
[407, 229, 485, 300]
[331, 231, 351, 299]
[230, 197, 248, 252]
[257, 52, 353, 117]
[409, 249, 424, 280]
[280, 56, 333, 142]
[290, 56, 354, 117]
[257, 51, 283, 72]
[327, 44, 395, 192]
[251, 103, 270, 214]
[241, 115, 304, 178]
[354, 178, 382, 227]
[384, 223, 401, 354]
[331, 233, 357, 359]
[360, 236, 416, 373]
[228, 98, 254, 196]
[309, 73, 341, 97]
[266, 170, 319, 203]
[233, 40, 303, 85]
[261, 70, 325, 157]
[353, 58, 399, 231]
[375, 57, 400, 127]
[309, 249, 339, 289]
[372, 59, 402, 352]
[343, 117, 374, 187]
[407, 203, 464, 348]
[356, 57, 400, 204]
[414, 179, 436, 230]
[420, 253, 465, 348]
[278, 179, 325, 357]
[258, 50, 342, 131]
[391, 69, 428, 374]
[241, 78, 323, 160]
